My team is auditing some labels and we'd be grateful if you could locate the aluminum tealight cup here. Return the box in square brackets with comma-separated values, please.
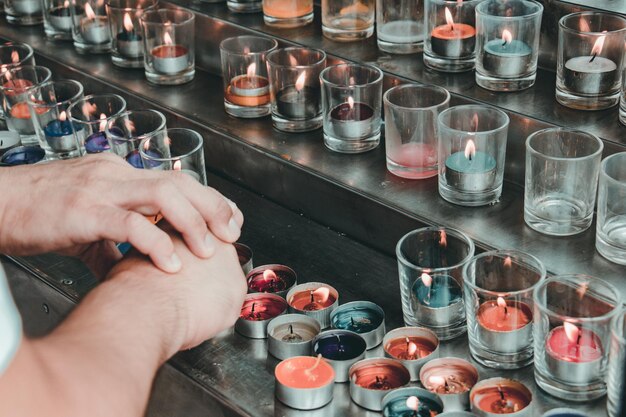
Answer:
[381, 387, 444, 417]
[330, 300, 385, 349]
[420, 357, 479, 412]
[246, 264, 297, 299]
[286, 282, 339, 328]
[235, 293, 288, 339]
[348, 357, 410, 411]
[312, 329, 367, 383]
[274, 356, 335, 410]
[267, 314, 321, 360]
[382, 326, 440, 381]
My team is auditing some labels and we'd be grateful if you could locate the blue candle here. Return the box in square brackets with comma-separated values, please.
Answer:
[413, 274, 461, 308]
[482, 30, 532, 77]
[1, 146, 45, 165]
[444, 142, 497, 192]
[124, 149, 163, 169]
[313, 331, 366, 361]
[331, 303, 384, 333]
[44, 119, 81, 153]
[116, 20, 143, 59]
[84, 132, 110, 154]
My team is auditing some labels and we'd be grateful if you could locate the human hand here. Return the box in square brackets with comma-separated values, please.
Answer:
[0, 153, 244, 275]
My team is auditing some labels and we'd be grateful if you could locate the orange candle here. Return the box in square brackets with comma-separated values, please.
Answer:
[430, 7, 476, 58]
[275, 355, 335, 409]
[225, 62, 271, 107]
[263, 0, 312, 19]
[477, 298, 531, 332]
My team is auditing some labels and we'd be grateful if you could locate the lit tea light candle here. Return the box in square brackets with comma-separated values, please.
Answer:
[234, 292, 288, 339]
[312, 329, 367, 382]
[286, 282, 338, 328]
[246, 264, 297, 298]
[0, 131, 21, 156]
[545, 321, 603, 385]
[378, 20, 424, 45]
[11, 0, 42, 14]
[151, 31, 189, 75]
[117, 12, 143, 58]
[172, 159, 201, 182]
[381, 387, 444, 417]
[49, 1, 72, 31]
[276, 71, 319, 119]
[44, 110, 81, 153]
[0, 51, 22, 75]
[81, 3, 111, 45]
[329, 96, 374, 139]
[349, 358, 411, 411]
[84, 113, 112, 154]
[411, 271, 464, 328]
[0, 145, 45, 166]
[234, 242, 253, 274]
[274, 355, 335, 410]
[330, 300, 385, 349]
[383, 327, 440, 381]
[431, 7, 476, 58]
[482, 29, 532, 78]
[267, 314, 321, 360]
[226, 62, 271, 107]
[563, 32, 618, 95]
[444, 117, 497, 192]
[476, 296, 532, 354]
[420, 357, 479, 412]
[8, 100, 47, 133]
[470, 378, 532, 417]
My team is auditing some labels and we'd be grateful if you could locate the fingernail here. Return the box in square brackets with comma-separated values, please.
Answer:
[166, 253, 182, 272]
[204, 233, 216, 256]
[226, 198, 238, 212]
[228, 217, 240, 237]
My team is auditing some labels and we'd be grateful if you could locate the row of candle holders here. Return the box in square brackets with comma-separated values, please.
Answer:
[232, 239, 625, 416]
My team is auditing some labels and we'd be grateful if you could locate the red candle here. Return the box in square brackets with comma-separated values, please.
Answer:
[2, 78, 33, 96]
[289, 287, 336, 311]
[430, 7, 476, 58]
[239, 295, 287, 321]
[546, 322, 602, 363]
[246, 265, 296, 295]
[275, 354, 335, 389]
[385, 336, 437, 361]
[9, 101, 47, 119]
[477, 297, 531, 332]
[387, 143, 438, 179]
[471, 378, 532, 415]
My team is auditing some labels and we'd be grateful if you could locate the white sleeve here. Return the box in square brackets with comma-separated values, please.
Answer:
[0, 263, 22, 375]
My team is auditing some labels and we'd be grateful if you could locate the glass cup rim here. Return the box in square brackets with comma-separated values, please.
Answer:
[0, 65, 52, 93]
[533, 274, 621, 323]
[320, 63, 384, 88]
[438, 105, 510, 135]
[476, 0, 544, 19]
[0, 43, 34, 66]
[138, 127, 203, 162]
[27, 79, 85, 108]
[266, 47, 327, 69]
[140, 8, 194, 25]
[105, 0, 157, 11]
[219, 35, 279, 56]
[600, 152, 626, 187]
[462, 249, 547, 296]
[428, 0, 483, 5]
[396, 226, 476, 273]
[559, 11, 626, 35]
[67, 93, 127, 125]
[525, 127, 604, 162]
[383, 84, 450, 111]
[105, 109, 167, 142]
[612, 308, 626, 344]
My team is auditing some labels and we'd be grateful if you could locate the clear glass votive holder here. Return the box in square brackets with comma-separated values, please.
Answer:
[608, 308, 626, 417]
[321, 0, 375, 41]
[437, 105, 509, 207]
[475, 0, 543, 92]
[424, 0, 480, 73]
[533, 274, 620, 401]
[227, 0, 260, 13]
[556, 12, 626, 111]
[376, 0, 425, 54]
[596, 152, 626, 265]
[0, 43, 35, 74]
[220, 36, 277, 119]
[4, 0, 43, 25]
[524, 128, 603, 237]
[262, 0, 313, 28]
[621, 75, 626, 126]
[27, 80, 84, 159]
[139, 128, 208, 185]
[43, 0, 73, 40]
[320, 63, 383, 154]
[396, 227, 475, 341]
[266, 47, 326, 133]
[106, 0, 157, 68]
[384, 84, 450, 179]
[463, 250, 546, 370]
[67, 93, 127, 154]
[141, 9, 195, 85]
[0, 65, 52, 145]
[70, 0, 112, 53]
[106, 109, 167, 168]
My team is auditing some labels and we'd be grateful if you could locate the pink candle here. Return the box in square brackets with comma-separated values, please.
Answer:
[387, 143, 438, 179]
[547, 322, 602, 363]
[275, 355, 335, 410]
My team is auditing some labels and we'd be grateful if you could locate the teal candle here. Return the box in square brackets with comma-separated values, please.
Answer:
[444, 143, 496, 192]
[413, 274, 462, 308]
[482, 30, 532, 77]
[382, 393, 444, 417]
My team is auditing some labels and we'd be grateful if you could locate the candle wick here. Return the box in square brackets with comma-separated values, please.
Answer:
[449, 22, 454, 32]
[498, 385, 505, 401]
[251, 302, 255, 314]
[444, 379, 450, 392]
[304, 354, 323, 376]
[289, 324, 294, 334]
[589, 53, 597, 63]
[310, 290, 314, 303]
[351, 317, 355, 327]
[576, 332, 582, 346]
[504, 306, 508, 316]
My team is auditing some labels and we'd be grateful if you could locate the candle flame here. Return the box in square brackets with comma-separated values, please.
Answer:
[10, 50, 19, 64]
[243, 46, 250, 55]
[406, 396, 419, 411]
[464, 139, 476, 160]
[347, 96, 355, 109]
[247, 63, 256, 78]
[576, 282, 589, 299]
[590, 31, 608, 57]
[444, 7, 455, 29]
[407, 341, 418, 357]
[429, 375, 447, 387]
[59, 111, 67, 122]
[123, 13, 134, 32]
[64, 0, 69, 6]
[98, 113, 107, 132]
[163, 32, 173, 46]
[288, 54, 298, 67]
[579, 16, 591, 33]
[313, 287, 330, 303]
[470, 113, 479, 132]
[421, 272, 433, 288]
[502, 29, 513, 45]
[4, 69, 11, 81]
[173, 160, 182, 171]
[263, 269, 277, 282]
[497, 296, 507, 310]
[564, 321, 580, 344]
[295, 72, 306, 92]
[85, 2, 96, 20]
[439, 230, 447, 247]
[503, 256, 512, 267]
[143, 138, 151, 151]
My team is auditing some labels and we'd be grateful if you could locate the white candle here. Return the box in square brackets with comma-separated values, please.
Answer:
[378, 20, 424, 44]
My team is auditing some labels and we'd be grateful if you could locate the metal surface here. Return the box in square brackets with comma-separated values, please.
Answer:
[5, 171, 610, 417]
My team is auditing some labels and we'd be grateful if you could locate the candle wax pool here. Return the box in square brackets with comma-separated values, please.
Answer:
[332, 305, 383, 333]
[330, 101, 373, 122]
[378, 21, 424, 44]
[547, 326, 602, 363]
[290, 289, 336, 311]
[385, 336, 437, 360]
[474, 385, 530, 414]
[387, 143, 438, 179]
[84, 132, 110, 153]
[275, 356, 335, 389]
[430, 23, 476, 58]
[413, 275, 462, 308]
[247, 268, 292, 293]
[477, 300, 531, 332]
[445, 150, 496, 174]
[314, 333, 365, 360]
[263, 0, 313, 18]
[383, 395, 443, 417]
[125, 149, 162, 169]
[239, 297, 287, 321]
[484, 39, 531, 57]
[1, 146, 45, 165]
